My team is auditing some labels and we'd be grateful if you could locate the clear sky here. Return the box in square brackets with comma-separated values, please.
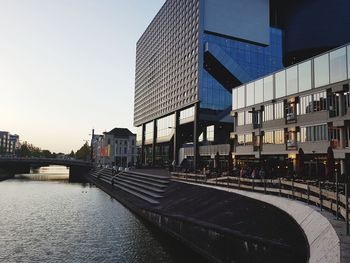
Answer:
[0, 0, 165, 153]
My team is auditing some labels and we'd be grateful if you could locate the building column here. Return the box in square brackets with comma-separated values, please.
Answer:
[174, 110, 180, 165]
[193, 103, 199, 172]
[341, 159, 346, 175]
[141, 123, 146, 165]
[152, 120, 157, 167]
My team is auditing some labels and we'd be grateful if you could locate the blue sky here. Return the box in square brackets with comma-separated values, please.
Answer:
[0, 0, 165, 153]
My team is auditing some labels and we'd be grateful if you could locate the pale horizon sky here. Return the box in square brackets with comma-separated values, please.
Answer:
[0, 0, 165, 153]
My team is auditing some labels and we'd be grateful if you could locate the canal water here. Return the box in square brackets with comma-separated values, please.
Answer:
[0, 166, 204, 263]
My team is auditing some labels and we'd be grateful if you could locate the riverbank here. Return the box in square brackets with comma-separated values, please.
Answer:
[85, 169, 309, 263]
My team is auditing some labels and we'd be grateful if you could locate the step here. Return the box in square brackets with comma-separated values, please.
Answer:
[97, 176, 159, 205]
[126, 171, 170, 180]
[117, 175, 167, 188]
[114, 180, 163, 199]
[120, 172, 169, 185]
[114, 177, 165, 193]
[113, 184, 160, 205]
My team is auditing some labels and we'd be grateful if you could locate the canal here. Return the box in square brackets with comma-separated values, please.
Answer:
[0, 166, 204, 263]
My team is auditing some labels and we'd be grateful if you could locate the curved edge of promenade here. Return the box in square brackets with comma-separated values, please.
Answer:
[85, 168, 316, 263]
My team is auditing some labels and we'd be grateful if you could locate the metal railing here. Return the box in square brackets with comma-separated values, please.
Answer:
[171, 172, 350, 235]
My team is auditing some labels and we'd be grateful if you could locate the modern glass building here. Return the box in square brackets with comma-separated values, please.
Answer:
[134, 0, 350, 170]
[231, 44, 350, 176]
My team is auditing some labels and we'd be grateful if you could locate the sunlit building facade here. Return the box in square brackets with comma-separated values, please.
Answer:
[134, 0, 350, 170]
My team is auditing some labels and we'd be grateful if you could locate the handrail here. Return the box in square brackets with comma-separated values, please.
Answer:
[171, 172, 350, 235]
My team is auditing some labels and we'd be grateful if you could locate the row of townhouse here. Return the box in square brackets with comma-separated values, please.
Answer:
[92, 128, 137, 167]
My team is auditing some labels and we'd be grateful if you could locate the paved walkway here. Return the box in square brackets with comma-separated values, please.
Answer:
[179, 181, 350, 263]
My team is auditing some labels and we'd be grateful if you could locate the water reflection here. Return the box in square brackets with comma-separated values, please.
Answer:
[0, 166, 204, 263]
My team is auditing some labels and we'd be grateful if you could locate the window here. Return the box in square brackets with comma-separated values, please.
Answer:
[299, 124, 328, 142]
[263, 104, 273, 122]
[330, 47, 347, 83]
[286, 66, 298, 95]
[264, 76, 274, 101]
[274, 102, 284, 119]
[275, 71, 286, 98]
[314, 54, 330, 88]
[245, 111, 252, 124]
[313, 92, 327, 112]
[274, 130, 284, 144]
[237, 134, 252, 146]
[207, 125, 214, 142]
[237, 112, 245, 126]
[299, 94, 313, 115]
[298, 61, 312, 92]
[263, 131, 274, 144]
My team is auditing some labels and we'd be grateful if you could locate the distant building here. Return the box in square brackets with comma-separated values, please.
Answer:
[0, 131, 19, 155]
[93, 128, 137, 167]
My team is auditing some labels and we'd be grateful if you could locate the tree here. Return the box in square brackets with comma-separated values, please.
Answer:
[69, 150, 75, 159]
[75, 142, 91, 161]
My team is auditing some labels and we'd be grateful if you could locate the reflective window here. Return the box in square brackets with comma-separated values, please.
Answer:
[263, 104, 273, 122]
[274, 130, 284, 144]
[245, 111, 252, 124]
[237, 86, 245, 109]
[157, 114, 175, 142]
[275, 71, 286, 98]
[286, 66, 298, 95]
[180, 106, 194, 124]
[264, 76, 273, 101]
[263, 131, 274, 144]
[246, 83, 254, 106]
[299, 124, 328, 142]
[274, 102, 284, 119]
[207, 125, 214, 142]
[237, 112, 245, 126]
[145, 122, 154, 143]
[232, 88, 238, 110]
[136, 126, 143, 145]
[330, 47, 347, 83]
[314, 54, 330, 88]
[254, 79, 264, 104]
[298, 61, 312, 92]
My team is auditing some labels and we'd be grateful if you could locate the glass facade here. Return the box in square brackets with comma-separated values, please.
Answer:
[201, 28, 283, 110]
[314, 54, 330, 88]
[232, 45, 350, 111]
[179, 106, 195, 124]
[144, 122, 154, 144]
[330, 47, 347, 84]
[156, 114, 175, 143]
[299, 124, 328, 142]
[298, 61, 312, 92]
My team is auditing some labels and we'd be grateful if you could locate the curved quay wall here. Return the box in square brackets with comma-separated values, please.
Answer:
[184, 182, 344, 263]
[85, 172, 309, 263]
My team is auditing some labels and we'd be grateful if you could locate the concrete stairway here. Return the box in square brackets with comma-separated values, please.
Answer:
[89, 169, 169, 205]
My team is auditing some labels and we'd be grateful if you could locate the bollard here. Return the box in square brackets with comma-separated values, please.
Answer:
[319, 181, 323, 211]
[345, 184, 349, 235]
